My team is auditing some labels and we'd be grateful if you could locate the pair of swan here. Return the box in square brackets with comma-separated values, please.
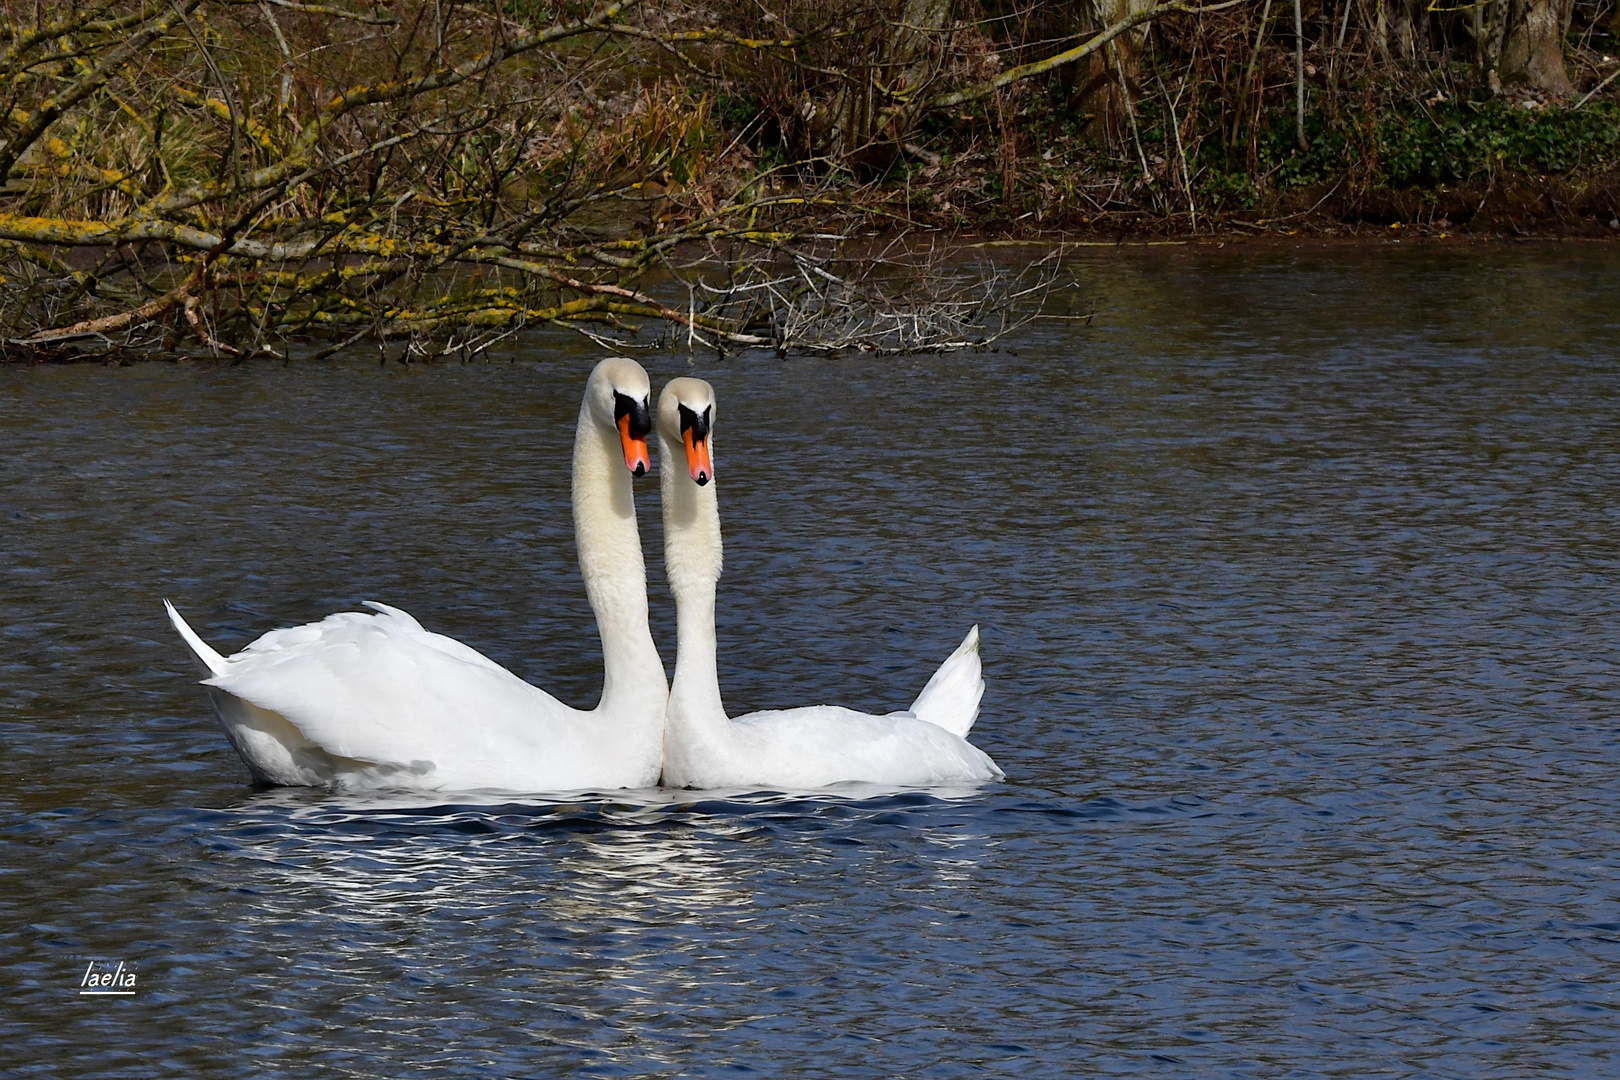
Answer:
[168, 357, 1001, 793]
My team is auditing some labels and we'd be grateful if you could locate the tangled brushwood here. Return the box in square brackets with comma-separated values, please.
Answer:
[1, 0, 1616, 361]
[0, 0, 1087, 360]
[0, 1, 759, 359]
[1, 0, 1265, 361]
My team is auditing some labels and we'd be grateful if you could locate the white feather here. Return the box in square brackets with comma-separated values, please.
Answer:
[656, 377, 1003, 791]
[166, 358, 668, 793]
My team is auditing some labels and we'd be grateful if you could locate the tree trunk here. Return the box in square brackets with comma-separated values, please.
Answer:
[896, 0, 953, 95]
[1374, 0, 1425, 64]
[826, 0, 951, 173]
[1067, 0, 1156, 146]
[1472, 0, 1575, 97]
[1504, 0, 1575, 95]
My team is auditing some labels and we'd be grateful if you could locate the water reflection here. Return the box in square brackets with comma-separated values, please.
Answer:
[208, 789, 1000, 936]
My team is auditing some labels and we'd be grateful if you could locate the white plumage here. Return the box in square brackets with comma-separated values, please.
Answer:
[655, 377, 1003, 790]
[166, 358, 668, 793]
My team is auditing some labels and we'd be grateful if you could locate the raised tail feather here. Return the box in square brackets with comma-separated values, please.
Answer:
[164, 600, 228, 679]
[907, 625, 984, 738]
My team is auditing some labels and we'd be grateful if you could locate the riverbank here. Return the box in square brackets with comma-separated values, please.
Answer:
[4, 0, 1619, 361]
[6, 231, 1613, 368]
[728, 97, 1620, 241]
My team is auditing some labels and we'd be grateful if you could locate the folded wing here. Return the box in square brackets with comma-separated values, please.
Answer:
[199, 605, 575, 774]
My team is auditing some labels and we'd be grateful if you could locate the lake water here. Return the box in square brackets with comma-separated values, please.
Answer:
[3, 242, 1619, 1077]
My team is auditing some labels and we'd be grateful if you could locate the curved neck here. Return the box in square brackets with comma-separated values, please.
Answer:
[658, 428, 727, 724]
[573, 404, 666, 717]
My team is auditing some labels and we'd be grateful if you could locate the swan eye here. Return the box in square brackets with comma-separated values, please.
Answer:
[613, 392, 653, 439]
[677, 403, 712, 441]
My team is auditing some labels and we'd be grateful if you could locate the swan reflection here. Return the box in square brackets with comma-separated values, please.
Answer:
[207, 784, 995, 933]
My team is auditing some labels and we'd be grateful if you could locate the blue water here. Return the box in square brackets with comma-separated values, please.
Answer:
[3, 243, 1619, 1076]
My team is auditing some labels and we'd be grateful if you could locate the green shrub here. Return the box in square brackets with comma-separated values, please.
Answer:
[1377, 100, 1620, 187]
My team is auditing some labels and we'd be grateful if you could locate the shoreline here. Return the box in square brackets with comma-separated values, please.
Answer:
[3, 229, 1613, 366]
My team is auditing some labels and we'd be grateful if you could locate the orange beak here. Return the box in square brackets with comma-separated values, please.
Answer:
[618, 413, 651, 476]
[684, 427, 713, 485]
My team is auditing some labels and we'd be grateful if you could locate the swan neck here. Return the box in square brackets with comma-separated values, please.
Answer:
[670, 582, 725, 717]
[659, 427, 726, 722]
[573, 402, 666, 716]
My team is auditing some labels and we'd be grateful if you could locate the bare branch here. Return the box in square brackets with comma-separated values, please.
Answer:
[900, 1, 1243, 114]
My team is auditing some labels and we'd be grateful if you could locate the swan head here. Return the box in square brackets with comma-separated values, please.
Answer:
[658, 377, 716, 486]
[587, 357, 654, 477]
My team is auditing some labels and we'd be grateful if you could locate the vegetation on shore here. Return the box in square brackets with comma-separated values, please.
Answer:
[0, 0, 1616, 362]
[891, 3, 1620, 235]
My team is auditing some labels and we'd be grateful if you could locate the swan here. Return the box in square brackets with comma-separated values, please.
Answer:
[656, 377, 1003, 790]
[165, 357, 668, 793]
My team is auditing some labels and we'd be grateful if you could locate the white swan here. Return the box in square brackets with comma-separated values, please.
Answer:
[656, 377, 1003, 790]
[165, 357, 668, 793]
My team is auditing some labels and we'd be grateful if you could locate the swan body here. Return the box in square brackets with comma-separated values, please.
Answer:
[167, 357, 668, 793]
[656, 377, 1003, 790]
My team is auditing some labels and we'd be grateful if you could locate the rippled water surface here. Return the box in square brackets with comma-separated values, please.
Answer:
[4, 244, 1620, 1077]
